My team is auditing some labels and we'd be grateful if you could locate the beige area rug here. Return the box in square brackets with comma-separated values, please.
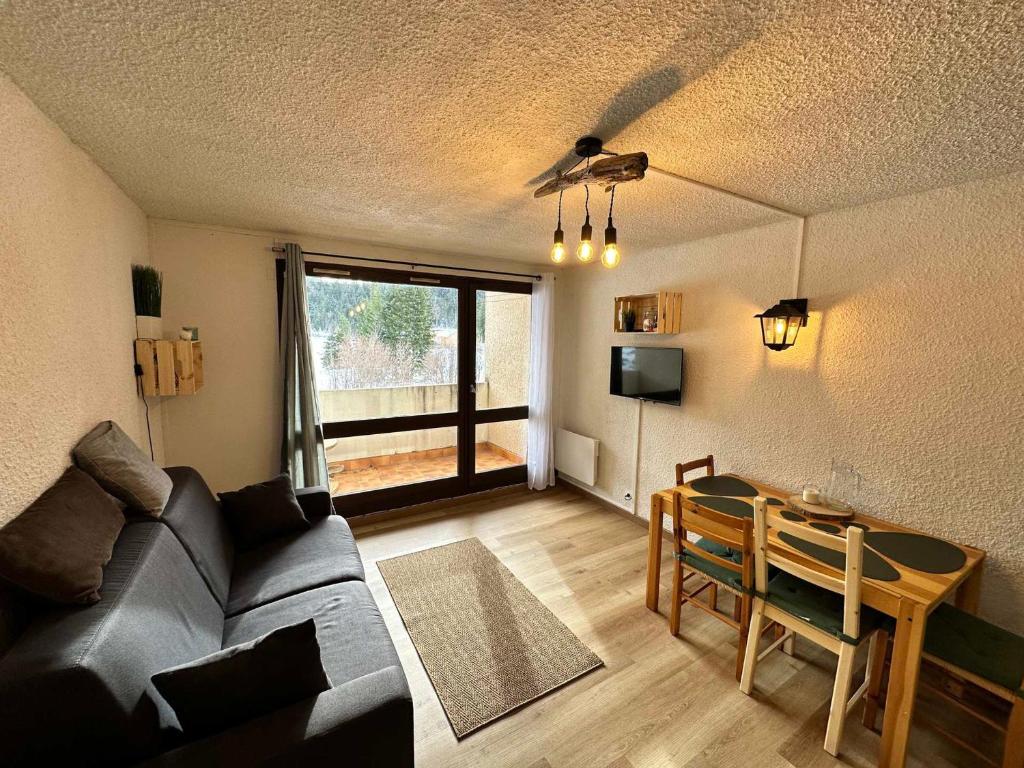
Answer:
[377, 537, 603, 738]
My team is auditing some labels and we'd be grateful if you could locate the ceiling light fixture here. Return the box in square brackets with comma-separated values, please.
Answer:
[550, 191, 566, 264]
[536, 136, 647, 269]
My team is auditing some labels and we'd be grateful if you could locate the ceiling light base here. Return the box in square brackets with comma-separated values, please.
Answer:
[574, 136, 603, 158]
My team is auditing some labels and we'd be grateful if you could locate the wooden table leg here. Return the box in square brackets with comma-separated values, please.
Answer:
[955, 562, 983, 614]
[645, 493, 665, 612]
[879, 600, 927, 768]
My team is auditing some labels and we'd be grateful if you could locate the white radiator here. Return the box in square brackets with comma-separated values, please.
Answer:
[555, 428, 599, 486]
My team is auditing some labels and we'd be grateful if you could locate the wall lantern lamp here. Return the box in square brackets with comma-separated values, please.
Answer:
[755, 298, 808, 351]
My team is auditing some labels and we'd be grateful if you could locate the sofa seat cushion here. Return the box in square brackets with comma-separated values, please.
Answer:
[222, 581, 400, 689]
[225, 515, 365, 617]
[160, 467, 234, 609]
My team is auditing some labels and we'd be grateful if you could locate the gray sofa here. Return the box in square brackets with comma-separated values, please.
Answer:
[0, 467, 413, 767]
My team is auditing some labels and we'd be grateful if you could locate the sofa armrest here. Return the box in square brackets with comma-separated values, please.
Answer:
[294, 486, 335, 519]
[137, 666, 413, 768]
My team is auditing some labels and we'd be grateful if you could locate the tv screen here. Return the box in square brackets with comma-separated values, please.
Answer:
[610, 346, 683, 405]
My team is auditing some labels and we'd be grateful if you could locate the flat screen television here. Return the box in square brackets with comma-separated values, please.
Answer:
[610, 346, 683, 405]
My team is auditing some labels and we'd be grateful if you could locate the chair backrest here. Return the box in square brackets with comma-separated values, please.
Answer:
[675, 454, 715, 486]
[672, 491, 752, 589]
[752, 496, 865, 640]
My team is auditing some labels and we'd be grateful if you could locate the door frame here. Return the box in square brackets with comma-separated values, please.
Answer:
[276, 259, 531, 516]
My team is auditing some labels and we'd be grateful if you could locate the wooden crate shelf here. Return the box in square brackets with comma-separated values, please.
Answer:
[135, 340, 204, 396]
[614, 292, 682, 334]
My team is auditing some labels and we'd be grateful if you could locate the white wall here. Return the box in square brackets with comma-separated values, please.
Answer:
[559, 171, 1024, 632]
[150, 219, 540, 495]
[0, 74, 161, 524]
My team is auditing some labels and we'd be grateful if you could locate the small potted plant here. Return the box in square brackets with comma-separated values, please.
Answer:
[132, 264, 163, 339]
[622, 305, 637, 332]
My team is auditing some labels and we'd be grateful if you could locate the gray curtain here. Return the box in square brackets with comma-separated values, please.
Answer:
[280, 243, 328, 488]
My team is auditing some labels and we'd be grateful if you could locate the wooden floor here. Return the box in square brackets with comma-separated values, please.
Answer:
[353, 485, 973, 768]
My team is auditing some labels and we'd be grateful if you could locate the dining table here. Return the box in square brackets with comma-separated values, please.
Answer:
[645, 473, 986, 768]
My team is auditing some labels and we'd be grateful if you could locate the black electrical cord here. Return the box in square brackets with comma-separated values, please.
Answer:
[134, 315, 156, 461]
[608, 184, 616, 222]
[557, 189, 563, 228]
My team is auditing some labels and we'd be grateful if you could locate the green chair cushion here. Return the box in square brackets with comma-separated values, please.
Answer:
[680, 538, 745, 593]
[765, 571, 891, 644]
[924, 603, 1024, 697]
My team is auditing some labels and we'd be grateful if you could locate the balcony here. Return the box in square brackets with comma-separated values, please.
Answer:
[321, 382, 526, 496]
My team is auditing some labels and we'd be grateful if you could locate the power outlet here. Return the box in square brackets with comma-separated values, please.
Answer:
[623, 491, 633, 503]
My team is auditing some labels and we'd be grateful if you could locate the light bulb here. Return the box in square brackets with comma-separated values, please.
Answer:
[601, 222, 619, 268]
[577, 217, 594, 263]
[550, 226, 566, 264]
[601, 243, 620, 268]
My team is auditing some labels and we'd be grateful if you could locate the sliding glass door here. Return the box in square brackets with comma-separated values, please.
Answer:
[284, 261, 531, 516]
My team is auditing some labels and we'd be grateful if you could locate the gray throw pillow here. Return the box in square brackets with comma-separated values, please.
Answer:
[73, 420, 172, 516]
[0, 467, 124, 604]
[151, 619, 331, 739]
[218, 474, 310, 550]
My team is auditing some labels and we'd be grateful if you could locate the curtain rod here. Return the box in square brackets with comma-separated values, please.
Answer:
[271, 247, 542, 281]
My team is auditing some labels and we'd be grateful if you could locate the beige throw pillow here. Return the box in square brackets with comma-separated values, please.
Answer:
[73, 421, 173, 516]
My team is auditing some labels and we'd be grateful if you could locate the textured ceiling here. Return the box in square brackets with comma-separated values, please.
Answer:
[1, 1, 1021, 265]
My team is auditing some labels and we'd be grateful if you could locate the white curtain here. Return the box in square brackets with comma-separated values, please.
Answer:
[527, 273, 555, 490]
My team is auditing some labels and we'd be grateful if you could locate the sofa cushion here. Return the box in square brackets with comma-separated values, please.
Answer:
[73, 420, 173, 516]
[226, 515, 365, 617]
[218, 474, 310, 550]
[0, 466, 124, 604]
[153, 618, 331, 740]
[161, 467, 234, 608]
[222, 581, 399, 689]
[0, 522, 224, 766]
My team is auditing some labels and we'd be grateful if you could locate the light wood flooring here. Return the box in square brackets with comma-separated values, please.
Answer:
[352, 485, 975, 768]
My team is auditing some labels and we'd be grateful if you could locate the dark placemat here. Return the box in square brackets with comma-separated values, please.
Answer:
[844, 522, 871, 531]
[863, 532, 966, 574]
[689, 476, 759, 497]
[810, 522, 842, 534]
[766, 498, 785, 506]
[780, 509, 806, 522]
[690, 495, 754, 519]
[778, 532, 901, 581]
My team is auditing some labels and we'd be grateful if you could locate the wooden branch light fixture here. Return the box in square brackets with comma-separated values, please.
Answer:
[536, 136, 648, 268]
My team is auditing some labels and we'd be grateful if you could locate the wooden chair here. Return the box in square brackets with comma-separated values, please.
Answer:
[864, 603, 1024, 767]
[675, 454, 714, 486]
[739, 497, 890, 757]
[669, 491, 754, 680]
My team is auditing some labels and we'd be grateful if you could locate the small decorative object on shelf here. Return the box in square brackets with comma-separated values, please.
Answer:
[181, 326, 199, 341]
[622, 305, 636, 332]
[613, 292, 681, 334]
